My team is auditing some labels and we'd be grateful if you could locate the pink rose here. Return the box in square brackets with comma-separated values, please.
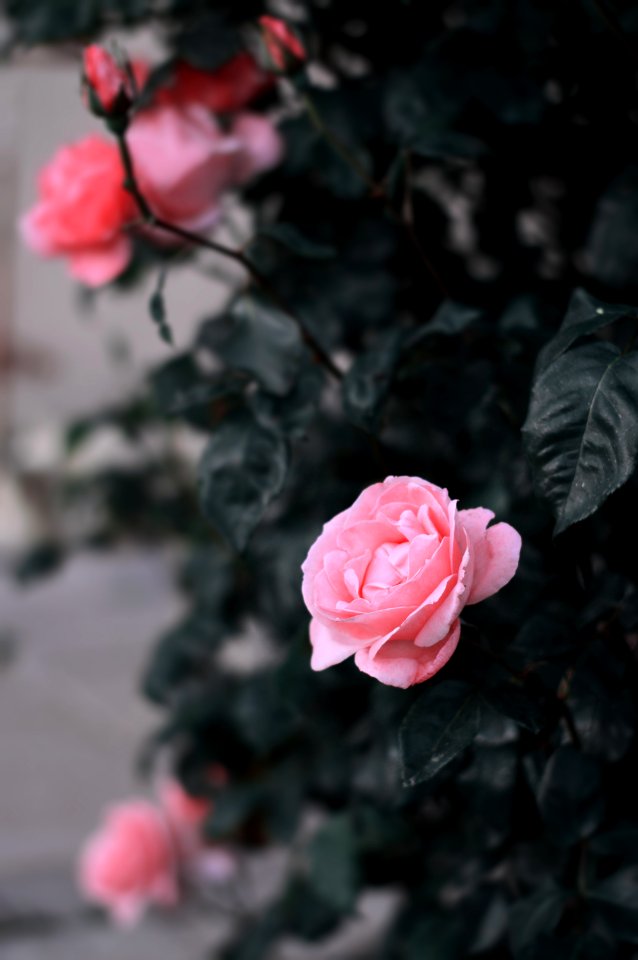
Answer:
[83, 44, 133, 117]
[78, 799, 178, 927]
[301, 476, 521, 689]
[20, 135, 135, 287]
[126, 103, 283, 236]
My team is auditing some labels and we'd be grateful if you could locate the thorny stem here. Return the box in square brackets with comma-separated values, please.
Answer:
[301, 95, 449, 298]
[115, 131, 343, 380]
[590, 0, 638, 62]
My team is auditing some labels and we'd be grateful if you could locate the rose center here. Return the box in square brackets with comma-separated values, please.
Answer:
[361, 540, 411, 598]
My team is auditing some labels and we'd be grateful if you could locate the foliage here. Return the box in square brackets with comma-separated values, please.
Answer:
[7, 0, 638, 957]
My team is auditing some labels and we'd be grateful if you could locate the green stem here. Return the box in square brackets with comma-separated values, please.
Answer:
[115, 131, 342, 380]
[301, 92, 379, 192]
[301, 94, 448, 298]
[590, 0, 637, 61]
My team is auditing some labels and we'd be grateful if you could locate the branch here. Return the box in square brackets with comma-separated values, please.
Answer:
[115, 131, 342, 380]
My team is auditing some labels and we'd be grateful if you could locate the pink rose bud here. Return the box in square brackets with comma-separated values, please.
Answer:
[83, 44, 134, 119]
[258, 16, 306, 73]
[301, 476, 522, 689]
[78, 799, 179, 927]
[19, 134, 136, 287]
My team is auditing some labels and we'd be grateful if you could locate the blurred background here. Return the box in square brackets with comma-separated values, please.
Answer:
[0, 24, 398, 960]
[0, 25, 231, 958]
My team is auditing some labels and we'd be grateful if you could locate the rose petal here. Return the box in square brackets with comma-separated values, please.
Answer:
[309, 618, 369, 670]
[459, 508, 522, 604]
[67, 235, 132, 287]
[354, 619, 461, 689]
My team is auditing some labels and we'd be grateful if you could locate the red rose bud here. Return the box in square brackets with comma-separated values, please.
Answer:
[258, 16, 306, 73]
[83, 44, 134, 119]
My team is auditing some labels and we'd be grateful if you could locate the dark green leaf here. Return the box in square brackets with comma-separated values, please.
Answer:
[537, 746, 604, 847]
[509, 886, 568, 958]
[342, 329, 403, 432]
[407, 300, 483, 347]
[399, 681, 483, 787]
[590, 867, 638, 943]
[214, 295, 305, 397]
[149, 354, 245, 419]
[308, 814, 360, 914]
[537, 288, 638, 374]
[198, 410, 288, 550]
[523, 342, 638, 533]
[149, 285, 173, 346]
[483, 678, 549, 733]
[205, 784, 264, 840]
[256, 224, 336, 260]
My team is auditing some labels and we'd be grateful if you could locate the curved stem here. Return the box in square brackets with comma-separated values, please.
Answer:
[115, 131, 342, 380]
[300, 94, 448, 298]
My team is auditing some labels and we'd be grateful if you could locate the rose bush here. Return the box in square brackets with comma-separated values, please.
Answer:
[20, 48, 283, 284]
[8, 1, 638, 957]
[302, 477, 521, 687]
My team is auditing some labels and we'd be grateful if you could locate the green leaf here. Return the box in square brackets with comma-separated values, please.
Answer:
[198, 410, 288, 551]
[522, 342, 638, 533]
[536, 746, 604, 847]
[342, 329, 403, 432]
[149, 354, 246, 419]
[256, 224, 336, 260]
[537, 288, 637, 374]
[590, 867, 638, 943]
[283, 878, 343, 941]
[205, 784, 264, 840]
[214, 294, 305, 397]
[407, 301, 483, 347]
[308, 814, 360, 914]
[509, 886, 568, 958]
[483, 677, 549, 733]
[148, 283, 173, 346]
[399, 681, 483, 787]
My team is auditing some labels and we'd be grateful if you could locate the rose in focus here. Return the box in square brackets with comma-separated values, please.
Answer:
[301, 476, 521, 688]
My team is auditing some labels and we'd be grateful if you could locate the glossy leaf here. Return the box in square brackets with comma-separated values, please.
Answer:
[523, 343, 638, 533]
[198, 410, 288, 550]
[400, 681, 482, 787]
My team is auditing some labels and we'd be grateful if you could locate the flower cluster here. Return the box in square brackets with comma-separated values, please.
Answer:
[21, 45, 285, 286]
[78, 773, 234, 927]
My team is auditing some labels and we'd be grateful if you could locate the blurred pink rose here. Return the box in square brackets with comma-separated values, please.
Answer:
[20, 135, 135, 287]
[301, 476, 521, 689]
[126, 102, 283, 235]
[78, 799, 178, 927]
